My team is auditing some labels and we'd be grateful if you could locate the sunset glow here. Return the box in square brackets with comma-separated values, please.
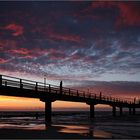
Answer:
[0, 1, 140, 111]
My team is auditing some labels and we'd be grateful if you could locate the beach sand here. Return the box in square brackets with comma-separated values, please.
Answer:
[0, 125, 94, 139]
[0, 111, 140, 139]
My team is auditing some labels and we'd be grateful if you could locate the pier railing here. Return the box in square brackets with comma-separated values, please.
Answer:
[0, 74, 135, 104]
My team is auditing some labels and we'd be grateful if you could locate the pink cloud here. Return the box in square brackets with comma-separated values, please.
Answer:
[9, 48, 29, 55]
[49, 33, 81, 43]
[0, 39, 47, 59]
[0, 58, 10, 64]
[4, 23, 24, 36]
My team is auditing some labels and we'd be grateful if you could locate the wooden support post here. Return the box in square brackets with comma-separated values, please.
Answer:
[129, 107, 131, 115]
[69, 89, 70, 95]
[133, 107, 136, 115]
[120, 107, 123, 116]
[113, 106, 116, 117]
[90, 104, 95, 118]
[49, 84, 51, 93]
[89, 93, 91, 98]
[45, 101, 52, 126]
[134, 97, 136, 104]
[0, 75, 2, 86]
[95, 94, 96, 99]
[100, 92, 102, 100]
[5, 81, 7, 86]
[83, 92, 85, 98]
[35, 82, 38, 91]
[77, 90, 79, 96]
[20, 79, 23, 89]
[60, 81, 62, 94]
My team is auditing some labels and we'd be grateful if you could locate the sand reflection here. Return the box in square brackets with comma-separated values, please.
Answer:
[56, 124, 112, 138]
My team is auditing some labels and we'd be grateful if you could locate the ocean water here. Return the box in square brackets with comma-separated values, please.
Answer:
[0, 111, 140, 139]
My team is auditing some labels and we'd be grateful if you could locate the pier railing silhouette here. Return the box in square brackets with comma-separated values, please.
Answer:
[0, 75, 133, 103]
[0, 74, 139, 125]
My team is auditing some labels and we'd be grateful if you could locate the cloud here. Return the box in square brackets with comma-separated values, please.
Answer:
[92, 2, 140, 28]
[49, 33, 82, 43]
[4, 23, 24, 36]
[0, 1, 140, 83]
[0, 58, 10, 64]
[116, 3, 140, 28]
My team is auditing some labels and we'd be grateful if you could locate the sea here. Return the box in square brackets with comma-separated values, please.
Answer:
[0, 111, 140, 139]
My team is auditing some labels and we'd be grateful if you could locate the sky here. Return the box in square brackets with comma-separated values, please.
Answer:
[0, 1, 140, 111]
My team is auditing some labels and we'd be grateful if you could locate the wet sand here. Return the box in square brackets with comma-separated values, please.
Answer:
[0, 125, 94, 139]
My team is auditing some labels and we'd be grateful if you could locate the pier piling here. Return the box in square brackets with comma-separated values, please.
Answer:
[129, 107, 131, 115]
[0, 75, 2, 86]
[120, 107, 123, 116]
[90, 104, 95, 118]
[133, 107, 136, 115]
[113, 106, 116, 117]
[45, 101, 52, 126]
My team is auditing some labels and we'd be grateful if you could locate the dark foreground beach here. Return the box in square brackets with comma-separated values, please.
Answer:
[0, 111, 140, 139]
[0, 126, 93, 139]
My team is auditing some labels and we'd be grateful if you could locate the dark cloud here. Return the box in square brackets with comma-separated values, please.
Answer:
[65, 80, 140, 101]
[0, 1, 140, 82]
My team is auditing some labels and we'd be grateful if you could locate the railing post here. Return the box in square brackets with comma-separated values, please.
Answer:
[35, 82, 38, 91]
[95, 94, 96, 99]
[100, 92, 102, 100]
[83, 92, 85, 98]
[5, 81, 7, 86]
[106, 96, 108, 101]
[69, 89, 70, 95]
[60, 81, 63, 94]
[49, 84, 51, 93]
[0, 75, 2, 86]
[113, 98, 115, 102]
[134, 97, 136, 104]
[20, 79, 23, 89]
[77, 90, 79, 96]
[89, 93, 91, 98]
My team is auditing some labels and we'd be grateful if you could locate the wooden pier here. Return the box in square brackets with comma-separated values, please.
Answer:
[0, 74, 139, 126]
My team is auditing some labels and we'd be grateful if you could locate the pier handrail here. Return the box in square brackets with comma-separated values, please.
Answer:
[0, 74, 135, 104]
